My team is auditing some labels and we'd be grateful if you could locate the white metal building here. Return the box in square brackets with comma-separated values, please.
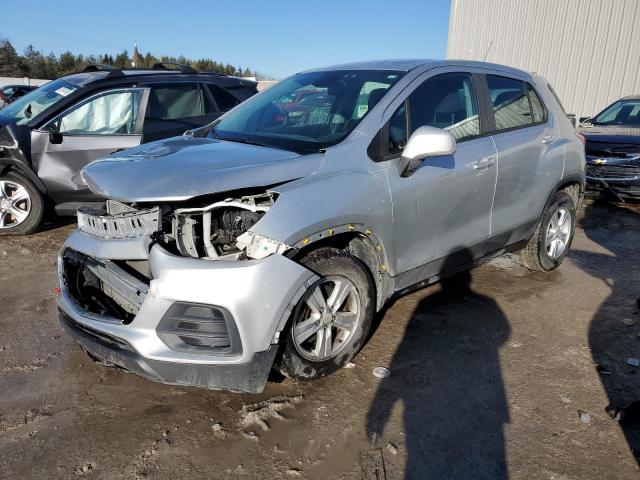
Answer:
[447, 0, 640, 119]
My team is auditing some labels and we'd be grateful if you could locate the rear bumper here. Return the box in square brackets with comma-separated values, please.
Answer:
[59, 310, 278, 393]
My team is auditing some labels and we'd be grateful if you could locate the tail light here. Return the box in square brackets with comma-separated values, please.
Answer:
[575, 132, 586, 146]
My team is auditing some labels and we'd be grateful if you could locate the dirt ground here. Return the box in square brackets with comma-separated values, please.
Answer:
[0, 199, 639, 480]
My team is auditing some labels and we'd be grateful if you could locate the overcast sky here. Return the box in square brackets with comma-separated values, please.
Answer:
[1, 0, 451, 78]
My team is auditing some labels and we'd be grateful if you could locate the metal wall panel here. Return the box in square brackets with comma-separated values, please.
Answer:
[447, 0, 640, 118]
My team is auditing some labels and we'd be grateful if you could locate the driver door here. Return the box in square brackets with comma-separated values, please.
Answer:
[31, 87, 149, 197]
[384, 70, 497, 278]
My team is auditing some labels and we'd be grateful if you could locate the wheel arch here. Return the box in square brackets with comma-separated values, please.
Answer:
[0, 157, 47, 194]
[290, 230, 393, 312]
[535, 174, 584, 225]
[557, 178, 583, 210]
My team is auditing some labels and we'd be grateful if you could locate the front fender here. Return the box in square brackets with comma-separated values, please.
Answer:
[251, 168, 396, 274]
[0, 157, 47, 193]
[0, 123, 47, 193]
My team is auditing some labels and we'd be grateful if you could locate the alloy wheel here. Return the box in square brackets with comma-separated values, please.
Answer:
[0, 180, 31, 229]
[292, 275, 361, 361]
[545, 206, 571, 259]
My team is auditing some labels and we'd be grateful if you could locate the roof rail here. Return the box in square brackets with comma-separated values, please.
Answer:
[78, 64, 125, 78]
[200, 70, 227, 76]
[152, 62, 199, 73]
[81, 64, 120, 73]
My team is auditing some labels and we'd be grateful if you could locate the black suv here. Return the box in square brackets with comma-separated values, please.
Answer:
[0, 64, 257, 234]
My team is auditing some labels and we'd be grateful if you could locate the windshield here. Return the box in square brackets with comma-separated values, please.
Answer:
[212, 70, 405, 154]
[0, 78, 80, 125]
[592, 99, 640, 126]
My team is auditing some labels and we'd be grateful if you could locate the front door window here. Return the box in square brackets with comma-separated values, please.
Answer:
[56, 90, 143, 135]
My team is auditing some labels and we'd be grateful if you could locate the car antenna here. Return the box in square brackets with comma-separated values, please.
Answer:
[483, 40, 494, 61]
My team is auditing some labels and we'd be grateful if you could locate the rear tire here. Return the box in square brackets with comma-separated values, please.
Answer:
[0, 171, 44, 235]
[520, 190, 576, 272]
[275, 247, 374, 380]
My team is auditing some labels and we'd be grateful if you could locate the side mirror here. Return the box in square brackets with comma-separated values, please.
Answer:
[398, 126, 456, 177]
[579, 116, 592, 125]
[49, 131, 63, 145]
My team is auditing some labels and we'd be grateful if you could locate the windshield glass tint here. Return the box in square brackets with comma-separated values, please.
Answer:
[212, 70, 404, 154]
[593, 99, 640, 126]
[0, 79, 80, 125]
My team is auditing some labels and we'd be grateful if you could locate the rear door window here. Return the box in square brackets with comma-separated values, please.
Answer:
[147, 83, 216, 120]
[486, 75, 547, 132]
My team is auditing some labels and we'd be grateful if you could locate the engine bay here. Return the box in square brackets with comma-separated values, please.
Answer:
[169, 192, 275, 259]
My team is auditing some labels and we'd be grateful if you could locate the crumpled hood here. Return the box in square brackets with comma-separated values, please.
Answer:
[81, 136, 321, 202]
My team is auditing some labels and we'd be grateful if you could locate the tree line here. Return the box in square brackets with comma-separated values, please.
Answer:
[0, 39, 269, 80]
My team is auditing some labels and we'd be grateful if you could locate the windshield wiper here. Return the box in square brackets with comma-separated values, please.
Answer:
[237, 137, 273, 148]
[216, 134, 273, 149]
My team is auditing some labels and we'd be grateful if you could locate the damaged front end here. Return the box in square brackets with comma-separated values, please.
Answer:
[77, 191, 291, 261]
[58, 189, 315, 393]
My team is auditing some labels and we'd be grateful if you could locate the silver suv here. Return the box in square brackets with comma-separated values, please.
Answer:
[57, 60, 585, 393]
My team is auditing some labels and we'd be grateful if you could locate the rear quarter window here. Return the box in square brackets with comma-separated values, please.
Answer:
[206, 84, 240, 111]
[527, 85, 547, 123]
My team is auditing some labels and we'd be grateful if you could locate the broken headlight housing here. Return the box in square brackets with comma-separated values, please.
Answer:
[166, 192, 290, 260]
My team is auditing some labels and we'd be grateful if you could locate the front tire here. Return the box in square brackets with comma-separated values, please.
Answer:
[520, 190, 576, 272]
[276, 248, 374, 380]
[0, 172, 44, 235]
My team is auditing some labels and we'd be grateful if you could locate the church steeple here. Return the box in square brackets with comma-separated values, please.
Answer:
[131, 41, 142, 68]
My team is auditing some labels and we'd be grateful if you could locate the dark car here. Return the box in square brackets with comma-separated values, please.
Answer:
[578, 95, 640, 199]
[0, 85, 38, 108]
[0, 64, 257, 234]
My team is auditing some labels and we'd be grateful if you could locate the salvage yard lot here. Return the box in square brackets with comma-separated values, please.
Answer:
[0, 199, 639, 479]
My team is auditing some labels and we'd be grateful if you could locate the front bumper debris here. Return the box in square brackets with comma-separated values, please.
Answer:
[77, 202, 161, 239]
[57, 229, 317, 393]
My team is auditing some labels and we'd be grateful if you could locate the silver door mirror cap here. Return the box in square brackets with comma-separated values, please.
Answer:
[399, 126, 456, 177]
[402, 126, 456, 160]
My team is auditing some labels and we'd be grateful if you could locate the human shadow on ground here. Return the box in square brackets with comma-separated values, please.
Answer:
[573, 199, 640, 465]
[366, 248, 511, 479]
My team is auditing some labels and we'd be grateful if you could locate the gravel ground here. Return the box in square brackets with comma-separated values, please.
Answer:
[0, 199, 638, 480]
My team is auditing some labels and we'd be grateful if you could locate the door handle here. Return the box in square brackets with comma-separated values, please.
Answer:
[542, 134, 554, 144]
[473, 156, 496, 170]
